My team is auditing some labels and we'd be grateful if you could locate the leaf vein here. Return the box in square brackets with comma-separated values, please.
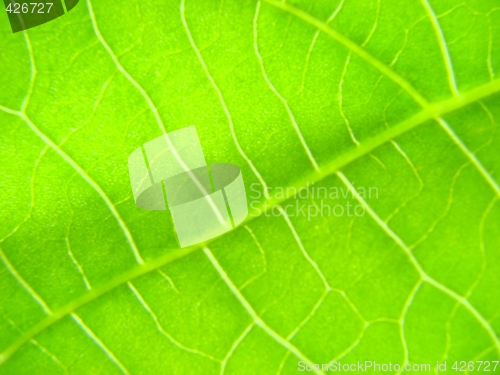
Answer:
[2, 78, 500, 368]
[253, 1, 319, 170]
[180, 0, 271, 197]
[203, 246, 324, 375]
[337, 171, 500, 355]
[0, 108, 144, 264]
[419, 0, 460, 95]
[127, 282, 221, 362]
[0, 246, 52, 315]
[71, 313, 131, 375]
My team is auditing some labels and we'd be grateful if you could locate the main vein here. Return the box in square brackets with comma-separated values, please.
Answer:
[1, 77, 500, 366]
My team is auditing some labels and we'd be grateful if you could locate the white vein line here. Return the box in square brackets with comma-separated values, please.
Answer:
[180, 0, 270, 198]
[298, 0, 345, 95]
[85, 74, 116, 126]
[87, 0, 226, 225]
[31, 339, 68, 374]
[361, 0, 380, 47]
[71, 313, 131, 375]
[0, 246, 52, 315]
[158, 270, 180, 293]
[409, 163, 466, 250]
[438, 118, 500, 197]
[419, 0, 460, 96]
[277, 351, 291, 375]
[338, 53, 359, 145]
[328, 322, 368, 363]
[86, 0, 166, 134]
[391, 141, 424, 187]
[336, 171, 500, 355]
[430, 164, 468, 246]
[334, 288, 368, 324]
[239, 225, 268, 290]
[127, 282, 221, 362]
[277, 207, 331, 340]
[0, 145, 48, 244]
[287, 289, 328, 340]
[384, 141, 424, 223]
[0, 105, 144, 265]
[21, 32, 36, 112]
[65, 238, 92, 290]
[203, 247, 325, 375]
[337, 0, 379, 147]
[489, 307, 500, 324]
[396, 281, 422, 375]
[29, 146, 47, 205]
[441, 302, 459, 363]
[435, 3, 468, 19]
[390, 30, 409, 67]
[2, 315, 67, 372]
[478, 102, 497, 151]
[253, 1, 319, 171]
[220, 323, 254, 374]
[469, 346, 496, 368]
[279, 207, 331, 292]
[487, 15, 495, 79]
[450, 198, 496, 357]
[468, 197, 498, 298]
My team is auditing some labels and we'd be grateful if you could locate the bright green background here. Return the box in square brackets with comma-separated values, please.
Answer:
[1, 0, 500, 374]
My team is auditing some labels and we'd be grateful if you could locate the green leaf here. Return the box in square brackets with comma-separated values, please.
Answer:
[1, 0, 500, 374]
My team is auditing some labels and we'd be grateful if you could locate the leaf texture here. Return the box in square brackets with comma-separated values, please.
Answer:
[1, 0, 500, 374]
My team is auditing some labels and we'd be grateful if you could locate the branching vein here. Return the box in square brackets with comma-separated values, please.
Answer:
[253, 1, 319, 170]
[337, 171, 500, 355]
[203, 246, 324, 375]
[71, 313, 131, 375]
[127, 282, 221, 362]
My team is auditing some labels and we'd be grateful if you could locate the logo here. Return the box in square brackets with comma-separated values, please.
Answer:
[128, 126, 248, 248]
[4, 0, 80, 33]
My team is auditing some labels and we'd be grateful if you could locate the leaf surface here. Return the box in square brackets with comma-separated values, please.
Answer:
[1, 0, 500, 373]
